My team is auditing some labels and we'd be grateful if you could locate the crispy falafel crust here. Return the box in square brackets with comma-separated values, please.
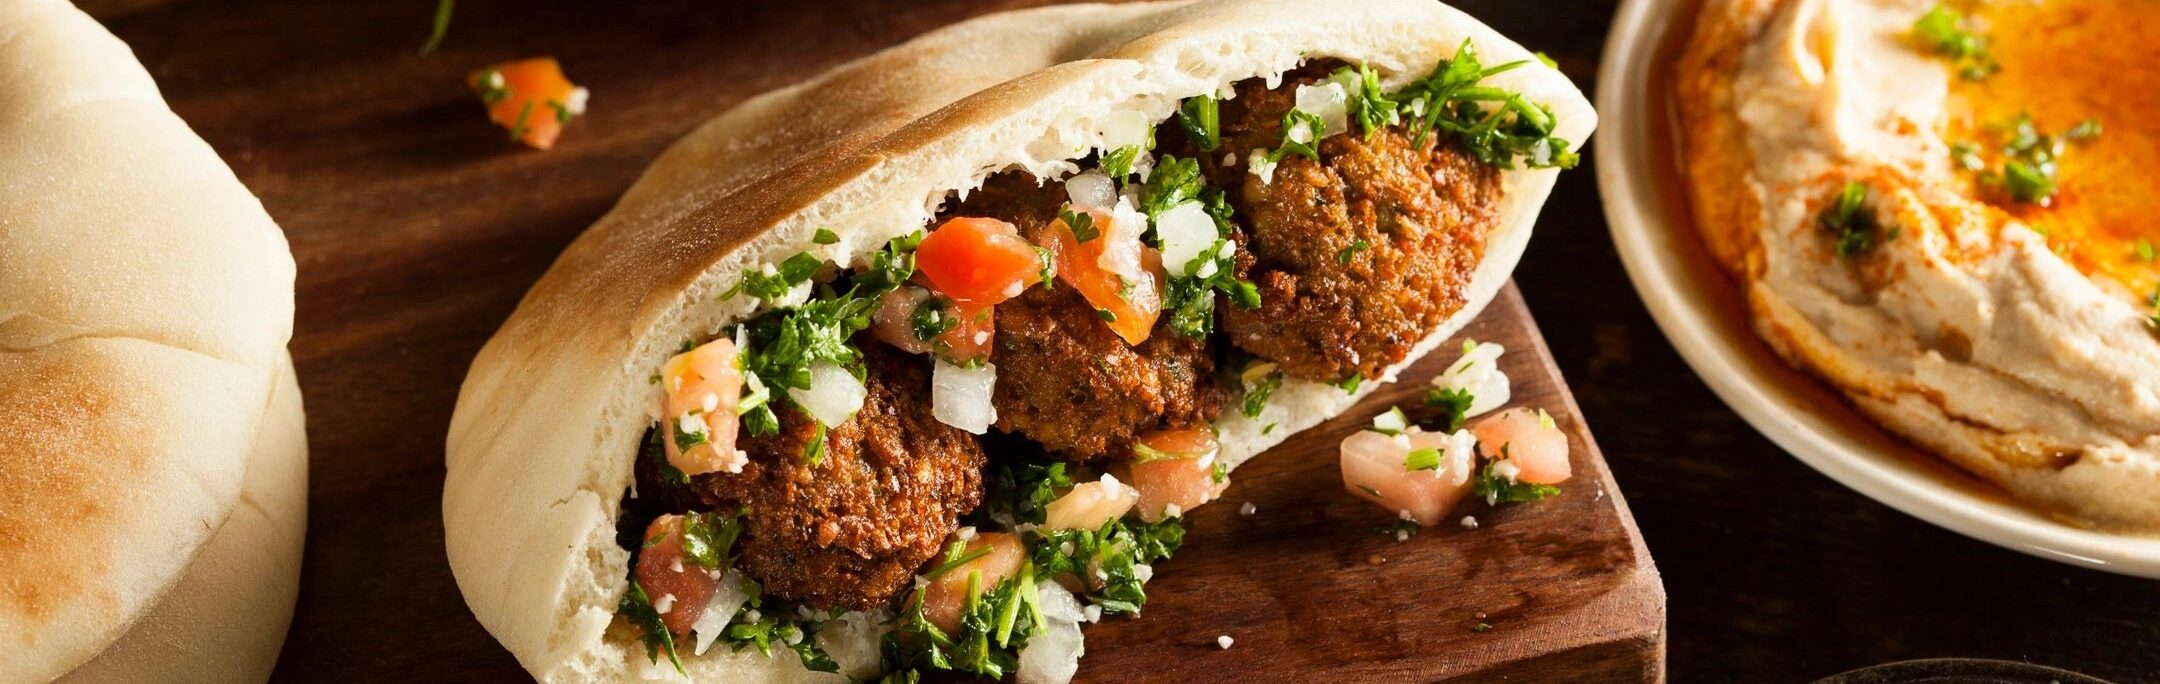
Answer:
[1184, 65, 1505, 382]
[708, 343, 987, 610]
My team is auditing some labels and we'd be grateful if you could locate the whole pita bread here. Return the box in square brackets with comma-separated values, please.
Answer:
[0, 0, 304, 681]
[445, 1, 1593, 681]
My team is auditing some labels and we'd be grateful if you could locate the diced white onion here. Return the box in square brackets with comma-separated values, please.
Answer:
[1153, 201, 1218, 277]
[1434, 340, 1509, 418]
[691, 570, 751, 656]
[1065, 171, 1116, 212]
[1293, 81, 1350, 137]
[1097, 198, 1150, 286]
[933, 360, 997, 434]
[1016, 582, 1086, 684]
[1443, 428, 1477, 487]
[1096, 109, 1153, 152]
[798, 362, 867, 427]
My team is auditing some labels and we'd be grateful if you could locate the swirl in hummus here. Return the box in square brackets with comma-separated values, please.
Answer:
[1677, 0, 2160, 531]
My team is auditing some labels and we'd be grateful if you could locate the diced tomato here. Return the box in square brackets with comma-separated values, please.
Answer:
[661, 338, 745, 476]
[916, 217, 1045, 307]
[1043, 475, 1139, 532]
[634, 515, 719, 637]
[915, 532, 1026, 635]
[1128, 428, 1227, 522]
[871, 286, 996, 364]
[1473, 407, 1572, 485]
[1340, 429, 1474, 526]
[468, 57, 586, 150]
[1036, 209, 1163, 345]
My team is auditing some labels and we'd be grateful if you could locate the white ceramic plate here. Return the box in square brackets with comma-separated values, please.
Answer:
[1595, 0, 2160, 577]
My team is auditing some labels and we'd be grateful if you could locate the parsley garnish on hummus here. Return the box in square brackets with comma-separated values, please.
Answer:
[1819, 182, 1885, 258]
[1961, 115, 2100, 207]
[1912, 4, 1998, 81]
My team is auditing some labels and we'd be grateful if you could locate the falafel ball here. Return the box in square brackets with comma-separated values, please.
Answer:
[1173, 63, 1506, 383]
[939, 172, 1229, 461]
[696, 341, 987, 610]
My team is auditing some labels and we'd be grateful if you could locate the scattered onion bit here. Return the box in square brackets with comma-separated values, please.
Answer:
[467, 57, 588, 150]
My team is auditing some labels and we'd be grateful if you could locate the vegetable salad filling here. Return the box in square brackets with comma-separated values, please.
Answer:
[614, 43, 1573, 682]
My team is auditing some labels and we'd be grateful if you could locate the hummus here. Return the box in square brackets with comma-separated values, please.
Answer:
[1677, 0, 2160, 531]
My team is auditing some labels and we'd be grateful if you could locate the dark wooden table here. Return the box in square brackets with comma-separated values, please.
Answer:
[86, 0, 2156, 682]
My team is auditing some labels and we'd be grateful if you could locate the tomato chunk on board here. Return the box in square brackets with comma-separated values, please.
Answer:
[467, 57, 586, 150]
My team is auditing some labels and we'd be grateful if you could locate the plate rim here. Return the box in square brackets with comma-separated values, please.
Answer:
[1593, 0, 2160, 578]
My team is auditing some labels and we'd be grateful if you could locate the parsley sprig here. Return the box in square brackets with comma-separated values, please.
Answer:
[1819, 182, 1888, 258]
[619, 582, 684, 673]
[1399, 39, 1579, 170]
[1913, 4, 1998, 81]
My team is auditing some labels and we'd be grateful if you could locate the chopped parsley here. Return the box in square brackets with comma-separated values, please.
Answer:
[642, 426, 689, 486]
[1912, 4, 1998, 80]
[1266, 109, 1328, 165]
[2148, 287, 2160, 331]
[678, 508, 745, 569]
[1031, 516, 1184, 616]
[1473, 622, 1494, 633]
[985, 458, 1072, 526]
[1473, 458, 1561, 505]
[1370, 406, 1410, 436]
[619, 582, 684, 673]
[720, 585, 840, 674]
[802, 422, 828, 464]
[731, 251, 826, 302]
[733, 234, 920, 436]
[1336, 239, 1370, 265]
[1178, 94, 1222, 152]
[1404, 446, 1443, 472]
[1060, 204, 1100, 242]
[421, 0, 455, 54]
[812, 228, 840, 245]
[1144, 156, 1260, 339]
[1211, 461, 1229, 484]
[507, 100, 535, 142]
[1950, 141, 1985, 171]
[1035, 245, 1058, 287]
[1333, 63, 1400, 140]
[1100, 145, 1144, 184]
[472, 68, 510, 104]
[1241, 366, 1284, 418]
[2137, 238, 2156, 263]
[1965, 115, 2098, 207]
[1818, 182, 1884, 258]
[1335, 374, 1363, 393]
[910, 297, 959, 342]
[1425, 387, 1475, 431]
[884, 567, 1040, 680]
[1399, 39, 1578, 170]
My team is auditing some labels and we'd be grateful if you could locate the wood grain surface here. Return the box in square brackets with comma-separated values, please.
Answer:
[82, 0, 1665, 681]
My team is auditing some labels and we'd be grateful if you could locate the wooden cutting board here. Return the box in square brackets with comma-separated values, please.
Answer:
[85, 0, 1663, 680]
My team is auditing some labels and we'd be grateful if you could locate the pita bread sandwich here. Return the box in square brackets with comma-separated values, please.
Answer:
[444, 1, 1591, 681]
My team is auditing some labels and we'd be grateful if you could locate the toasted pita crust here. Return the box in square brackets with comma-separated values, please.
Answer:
[444, 1, 1593, 681]
[0, 0, 299, 679]
[60, 355, 308, 684]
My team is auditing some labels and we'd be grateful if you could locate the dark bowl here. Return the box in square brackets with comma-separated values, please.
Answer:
[1812, 658, 2118, 684]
